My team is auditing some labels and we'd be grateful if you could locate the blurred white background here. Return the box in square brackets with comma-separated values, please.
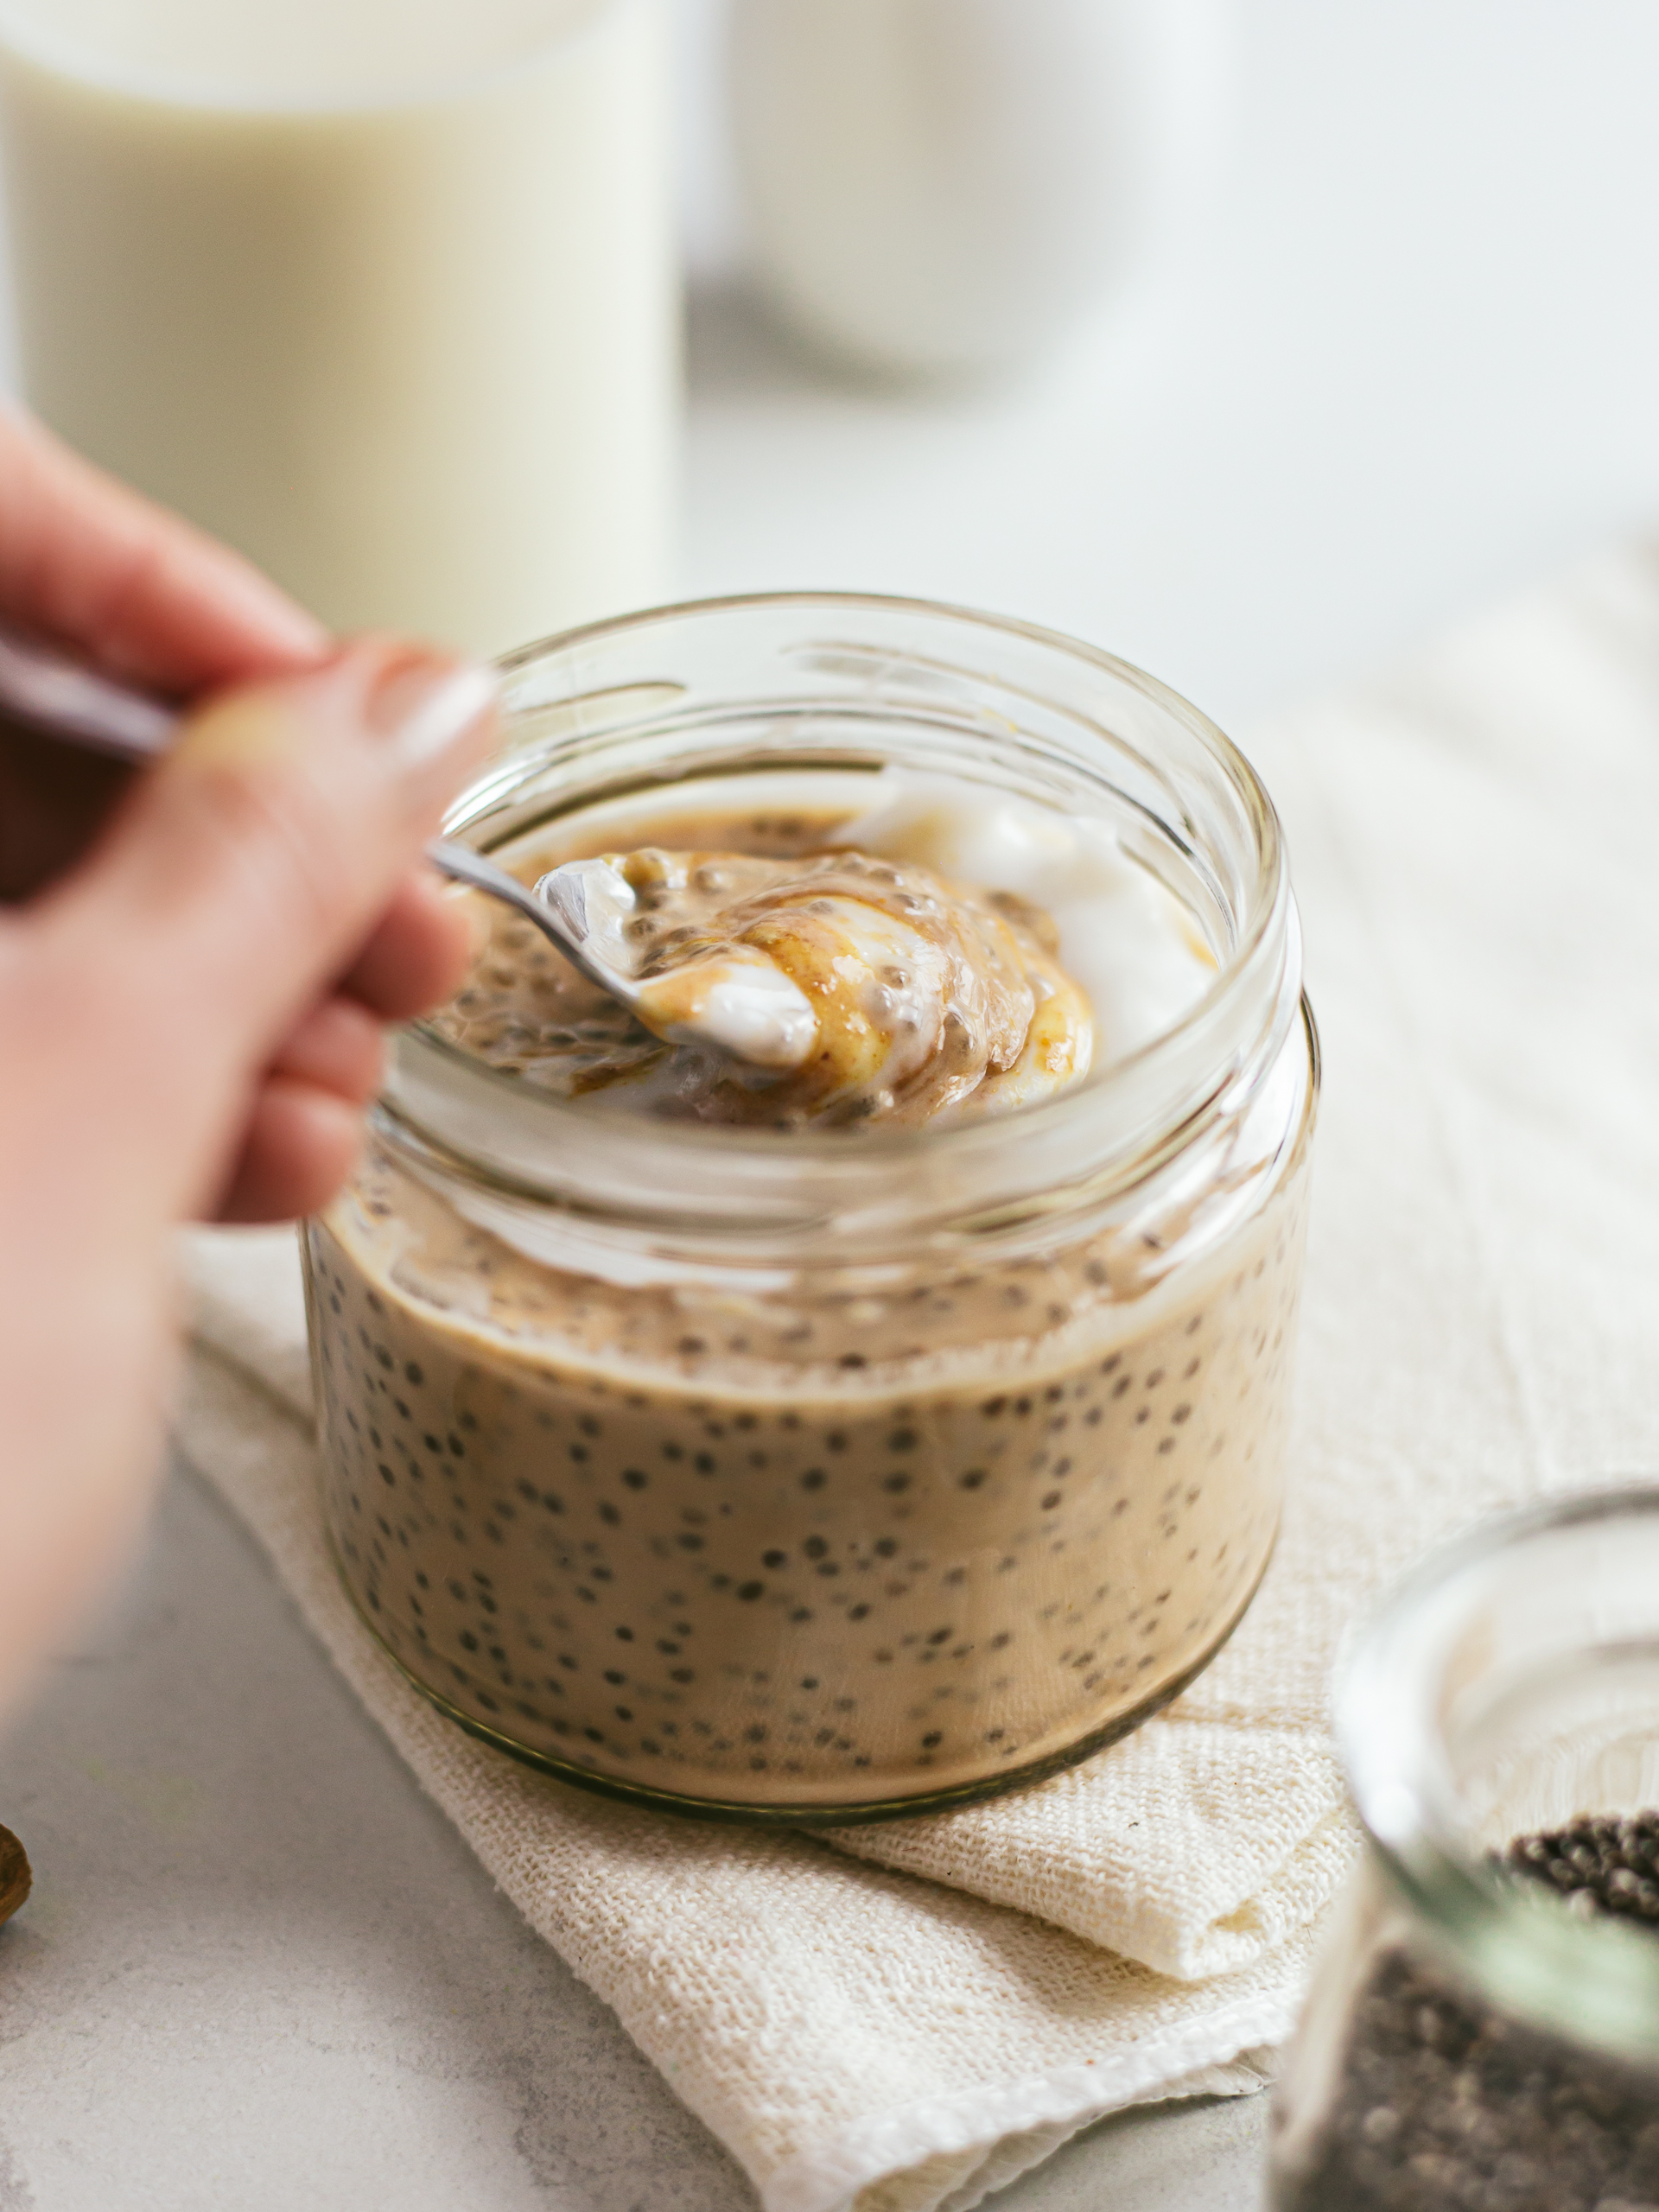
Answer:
[673, 0, 1659, 730]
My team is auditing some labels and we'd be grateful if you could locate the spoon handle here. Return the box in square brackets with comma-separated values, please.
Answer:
[425, 837, 641, 1009]
[0, 626, 650, 1033]
[0, 617, 180, 760]
[424, 836, 539, 912]
[0, 630, 520, 938]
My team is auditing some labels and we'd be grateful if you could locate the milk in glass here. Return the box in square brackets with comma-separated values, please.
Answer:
[0, 0, 677, 653]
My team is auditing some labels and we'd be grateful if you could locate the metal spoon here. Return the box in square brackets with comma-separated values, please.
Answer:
[0, 618, 819, 1071]
[426, 840, 820, 1070]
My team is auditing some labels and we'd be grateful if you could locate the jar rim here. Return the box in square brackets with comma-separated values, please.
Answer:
[389, 590, 1305, 1252]
[1338, 1484, 1659, 2063]
[492, 587, 1289, 1124]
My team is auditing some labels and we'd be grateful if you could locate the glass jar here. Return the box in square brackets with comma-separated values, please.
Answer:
[1271, 1489, 1659, 2211]
[303, 594, 1318, 1824]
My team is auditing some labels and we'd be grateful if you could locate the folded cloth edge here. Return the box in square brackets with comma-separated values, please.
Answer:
[765, 2032, 1291, 2212]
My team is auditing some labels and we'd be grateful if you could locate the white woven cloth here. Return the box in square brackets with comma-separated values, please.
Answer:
[177, 544, 1659, 2212]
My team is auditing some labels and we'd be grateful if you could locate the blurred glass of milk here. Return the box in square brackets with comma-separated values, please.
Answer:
[0, 0, 678, 653]
[730, 0, 1231, 380]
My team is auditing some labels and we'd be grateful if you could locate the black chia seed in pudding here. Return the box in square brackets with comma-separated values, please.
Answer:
[308, 792, 1314, 1817]
[1273, 1815, 1659, 2212]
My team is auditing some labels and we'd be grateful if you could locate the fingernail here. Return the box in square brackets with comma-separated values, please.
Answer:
[368, 652, 499, 765]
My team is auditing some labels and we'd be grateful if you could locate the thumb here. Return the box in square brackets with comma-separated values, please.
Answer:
[39, 637, 495, 1205]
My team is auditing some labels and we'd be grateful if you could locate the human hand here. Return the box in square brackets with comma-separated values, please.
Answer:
[0, 410, 496, 1701]
[0, 409, 499, 1219]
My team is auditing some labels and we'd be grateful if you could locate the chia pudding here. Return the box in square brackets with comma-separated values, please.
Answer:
[305, 601, 1318, 1821]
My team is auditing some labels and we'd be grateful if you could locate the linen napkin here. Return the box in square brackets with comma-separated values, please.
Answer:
[178, 542, 1659, 2211]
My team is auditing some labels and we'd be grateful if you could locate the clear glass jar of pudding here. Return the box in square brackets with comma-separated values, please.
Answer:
[304, 594, 1318, 1823]
[1270, 1490, 1659, 2212]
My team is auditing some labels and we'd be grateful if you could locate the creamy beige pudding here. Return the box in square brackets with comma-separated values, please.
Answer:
[308, 768, 1313, 1819]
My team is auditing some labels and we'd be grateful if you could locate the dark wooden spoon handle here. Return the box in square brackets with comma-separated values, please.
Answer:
[0, 1825, 31, 1926]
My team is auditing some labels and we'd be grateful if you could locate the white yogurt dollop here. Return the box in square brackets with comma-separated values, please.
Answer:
[830, 772, 1217, 1066]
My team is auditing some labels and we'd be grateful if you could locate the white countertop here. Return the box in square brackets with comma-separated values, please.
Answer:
[7, 2, 1659, 2204]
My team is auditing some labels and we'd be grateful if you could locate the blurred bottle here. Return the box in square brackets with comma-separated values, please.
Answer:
[0, 0, 680, 656]
[730, 0, 1231, 381]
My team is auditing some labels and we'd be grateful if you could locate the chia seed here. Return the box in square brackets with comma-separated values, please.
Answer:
[307, 803, 1312, 1816]
[1274, 1814, 1659, 2210]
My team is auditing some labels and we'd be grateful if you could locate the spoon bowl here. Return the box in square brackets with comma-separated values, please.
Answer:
[428, 839, 821, 1071]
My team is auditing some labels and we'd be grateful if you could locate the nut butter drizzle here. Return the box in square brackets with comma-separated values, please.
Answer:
[439, 816, 1094, 1128]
